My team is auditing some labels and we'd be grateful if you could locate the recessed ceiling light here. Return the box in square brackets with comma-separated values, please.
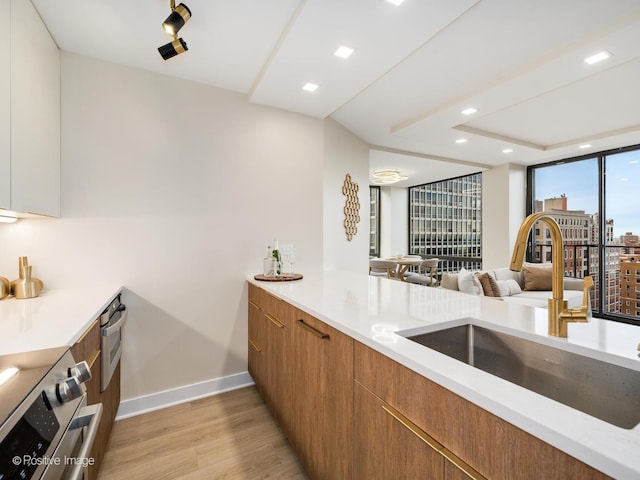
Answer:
[461, 107, 478, 116]
[629, 160, 639, 164]
[584, 51, 612, 65]
[502, 148, 513, 154]
[334, 45, 355, 59]
[456, 138, 468, 144]
[302, 82, 319, 92]
[386, 0, 405, 5]
[579, 144, 592, 149]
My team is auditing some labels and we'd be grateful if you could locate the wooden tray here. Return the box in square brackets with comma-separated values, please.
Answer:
[254, 273, 303, 282]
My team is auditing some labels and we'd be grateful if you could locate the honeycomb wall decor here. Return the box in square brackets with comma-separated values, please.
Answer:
[342, 173, 360, 241]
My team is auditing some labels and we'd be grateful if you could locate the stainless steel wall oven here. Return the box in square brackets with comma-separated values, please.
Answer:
[0, 347, 102, 480]
[100, 295, 126, 392]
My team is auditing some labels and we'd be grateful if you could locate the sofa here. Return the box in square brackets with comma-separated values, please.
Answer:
[440, 264, 586, 309]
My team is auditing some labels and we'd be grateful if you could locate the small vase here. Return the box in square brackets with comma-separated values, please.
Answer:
[0, 277, 10, 299]
[12, 258, 44, 299]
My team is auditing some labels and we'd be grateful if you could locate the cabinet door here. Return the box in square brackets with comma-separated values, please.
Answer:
[355, 341, 607, 480]
[260, 293, 291, 426]
[248, 299, 266, 393]
[0, 0, 9, 209]
[290, 309, 353, 480]
[354, 381, 444, 479]
[10, 0, 60, 216]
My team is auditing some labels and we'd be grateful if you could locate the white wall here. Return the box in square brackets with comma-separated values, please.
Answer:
[379, 186, 408, 258]
[0, 52, 331, 404]
[323, 118, 369, 273]
[482, 164, 526, 269]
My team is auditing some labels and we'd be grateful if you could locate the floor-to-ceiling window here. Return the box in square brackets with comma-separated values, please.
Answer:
[408, 173, 482, 274]
[528, 143, 640, 325]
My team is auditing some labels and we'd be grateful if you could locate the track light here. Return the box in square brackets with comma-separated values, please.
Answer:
[162, 2, 191, 36]
[158, 38, 188, 60]
[159, 0, 191, 61]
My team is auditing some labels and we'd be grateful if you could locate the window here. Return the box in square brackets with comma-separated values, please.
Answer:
[408, 173, 482, 274]
[369, 186, 380, 258]
[528, 144, 640, 326]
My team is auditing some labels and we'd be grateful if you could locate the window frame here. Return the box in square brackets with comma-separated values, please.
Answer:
[526, 142, 640, 327]
[407, 172, 483, 274]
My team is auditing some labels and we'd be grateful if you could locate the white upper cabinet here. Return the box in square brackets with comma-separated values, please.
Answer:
[5, 0, 60, 217]
[0, 0, 10, 210]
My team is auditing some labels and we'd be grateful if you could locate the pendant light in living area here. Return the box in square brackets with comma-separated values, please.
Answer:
[158, 0, 191, 60]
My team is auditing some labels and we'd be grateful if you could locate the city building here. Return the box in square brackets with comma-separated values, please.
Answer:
[534, 197, 621, 314]
[408, 173, 482, 273]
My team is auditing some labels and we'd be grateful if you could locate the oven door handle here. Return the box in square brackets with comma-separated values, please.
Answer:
[67, 402, 103, 480]
[102, 308, 128, 337]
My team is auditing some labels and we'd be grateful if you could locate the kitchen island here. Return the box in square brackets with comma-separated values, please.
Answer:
[248, 271, 640, 479]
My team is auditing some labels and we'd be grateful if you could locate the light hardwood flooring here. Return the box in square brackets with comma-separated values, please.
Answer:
[97, 386, 308, 480]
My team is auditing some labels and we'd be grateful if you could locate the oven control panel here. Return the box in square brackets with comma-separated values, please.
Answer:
[0, 350, 91, 480]
[0, 393, 60, 480]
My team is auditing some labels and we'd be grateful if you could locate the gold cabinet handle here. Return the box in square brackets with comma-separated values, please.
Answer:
[248, 338, 262, 353]
[381, 404, 442, 451]
[248, 300, 260, 310]
[296, 319, 329, 339]
[265, 313, 285, 329]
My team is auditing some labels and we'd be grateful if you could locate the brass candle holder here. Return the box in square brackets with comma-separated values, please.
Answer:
[11, 256, 44, 299]
[0, 276, 9, 299]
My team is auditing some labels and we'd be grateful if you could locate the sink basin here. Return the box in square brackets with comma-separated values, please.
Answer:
[400, 322, 640, 429]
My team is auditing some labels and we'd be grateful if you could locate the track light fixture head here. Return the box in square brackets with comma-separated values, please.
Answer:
[159, 0, 191, 60]
[162, 1, 191, 36]
[158, 37, 188, 60]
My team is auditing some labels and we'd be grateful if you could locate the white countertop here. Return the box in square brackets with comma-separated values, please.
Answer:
[0, 284, 123, 355]
[249, 271, 640, 480]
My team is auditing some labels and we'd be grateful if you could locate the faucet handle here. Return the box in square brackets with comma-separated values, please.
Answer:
[581, 275, 594, 311]
[559, 275, 594, 322]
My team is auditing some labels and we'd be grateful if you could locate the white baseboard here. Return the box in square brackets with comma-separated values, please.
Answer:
[115, 371, 255, 420]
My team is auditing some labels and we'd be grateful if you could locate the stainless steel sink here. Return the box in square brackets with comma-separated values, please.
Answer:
[401, 323, 640, 429]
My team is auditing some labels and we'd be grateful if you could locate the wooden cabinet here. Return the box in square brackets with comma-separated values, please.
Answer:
[354, 341, 609, 480]
[247, 285, 292, 427]
[248, 286, 610, 480]
[354, 380, 445, 479]
[289, 308, 353, 480]
[71, 318, 121, 480]
[248, 283, 353, 480]
[1, 0, 60, 217]
[354, 380, 483, 480]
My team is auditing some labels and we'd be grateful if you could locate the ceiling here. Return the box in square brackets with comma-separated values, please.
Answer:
[32, 0, 640, 187]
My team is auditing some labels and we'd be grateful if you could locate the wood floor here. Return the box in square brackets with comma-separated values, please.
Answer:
[97, 386, 308, 480]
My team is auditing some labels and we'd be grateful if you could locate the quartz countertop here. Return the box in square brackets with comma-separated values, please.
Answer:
[0, 285, 123, 355]
[248, 271, 640, 479]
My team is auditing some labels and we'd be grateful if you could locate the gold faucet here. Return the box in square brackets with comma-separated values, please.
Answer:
[510, 212, 593, 337]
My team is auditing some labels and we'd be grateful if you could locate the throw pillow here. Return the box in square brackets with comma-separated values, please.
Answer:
[495, 280, 510, 297]
[441, 273, 459, 291]
[458, 268, 483, 296]
[505, 279, 522, 295]
[523, 265, 553, 291]
[476, 272, 502, 297]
